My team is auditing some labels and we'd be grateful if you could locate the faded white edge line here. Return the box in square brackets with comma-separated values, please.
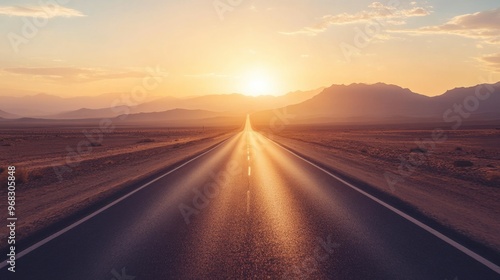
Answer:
[263, 134, 500, 275]
[0, 136, 234, 270]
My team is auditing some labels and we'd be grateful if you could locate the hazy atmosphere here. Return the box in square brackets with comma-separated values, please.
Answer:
[0, 0, 499, 98]
[0, 1, 499, 279]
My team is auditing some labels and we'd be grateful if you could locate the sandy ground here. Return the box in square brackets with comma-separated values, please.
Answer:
[0, 126, 238, 247]
[256, 126, 500, 252]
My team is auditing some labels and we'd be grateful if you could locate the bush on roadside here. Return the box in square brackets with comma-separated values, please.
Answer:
[0, 167, 29, 186]
[29, 170, 44, 181]
[454, 160, 474, 168]
[410, 147, 427, 154]
[486, 172, 500, 185]
[136, 138, 155, 144]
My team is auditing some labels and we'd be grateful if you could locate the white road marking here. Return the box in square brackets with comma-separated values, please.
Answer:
[0, 136, 234, 270]
[246, 191, 251, 215]
[264, 134, 500, 275]
[248, 166, 251, 176]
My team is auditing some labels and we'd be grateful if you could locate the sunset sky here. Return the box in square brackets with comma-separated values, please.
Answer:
[0, 0, 499, 97]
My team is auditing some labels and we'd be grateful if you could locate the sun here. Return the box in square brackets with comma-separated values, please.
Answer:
[242, 70, 275, 97]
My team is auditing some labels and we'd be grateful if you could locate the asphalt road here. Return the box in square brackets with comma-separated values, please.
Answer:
[1, 116, 499, 279]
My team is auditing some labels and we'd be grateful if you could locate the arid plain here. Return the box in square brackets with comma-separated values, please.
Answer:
[0, 126, 239, 248]
[255, 124, 500, 253]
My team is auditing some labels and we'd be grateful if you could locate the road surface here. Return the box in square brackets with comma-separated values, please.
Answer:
[1, 116, 499, 279]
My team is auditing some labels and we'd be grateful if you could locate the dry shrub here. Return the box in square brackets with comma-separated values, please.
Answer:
[410, 147, 427, 154]
[0, 167, 7, 183]
[454, 160, 474, 168]
[136, 138, 155, 144]
[0, 167, 29, 186]
[486, 171, 500, 185]
[29, 169, 44, 181]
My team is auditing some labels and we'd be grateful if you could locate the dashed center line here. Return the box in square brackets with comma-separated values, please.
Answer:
[248, 166, 251, 176]
[246, 190, 250, 215]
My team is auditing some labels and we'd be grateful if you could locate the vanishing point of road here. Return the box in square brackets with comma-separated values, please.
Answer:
[1, 116, 499, 279]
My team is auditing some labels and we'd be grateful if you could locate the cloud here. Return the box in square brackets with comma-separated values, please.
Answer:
[480, 53, 500, 71]
[2, 67, 144, 82]
[393, 8, 500, 44]
[281, 2, 431, 36]
[0, 5, 85, 18]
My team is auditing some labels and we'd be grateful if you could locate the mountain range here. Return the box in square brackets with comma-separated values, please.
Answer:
[1, 83, 499, 126]
[0, 92, 160, 117]
[131, 88, 323, 115]
[0, 88, 324, 119]
[0, 109, 20, 119]
[251, 82, 500, 125]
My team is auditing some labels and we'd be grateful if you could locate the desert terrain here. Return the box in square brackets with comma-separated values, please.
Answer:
[255, 124, 500, 252]
[0, 125, 239, 249]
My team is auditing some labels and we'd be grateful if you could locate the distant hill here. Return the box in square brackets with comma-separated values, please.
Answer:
[119, 108, 223, 121]
[0, 92, 161, 117]
[432, 83, 500, 115]
[132, 88, 324, 114]
[43, 106, 131, 119]
[114, 108, 244, 126]
[0, 109, 21, 119]
[251, 82, 500, 126]
[283, 88, 327, 105]
[4, 83, 499, 126]
[0, 109, 244, 127]
[12, 88, 323, 119]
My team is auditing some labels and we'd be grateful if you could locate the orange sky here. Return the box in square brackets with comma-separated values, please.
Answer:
[0, 1, 499, 98]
